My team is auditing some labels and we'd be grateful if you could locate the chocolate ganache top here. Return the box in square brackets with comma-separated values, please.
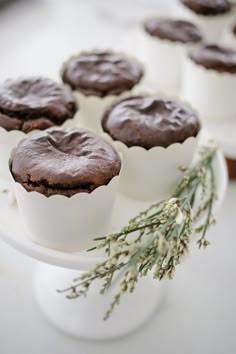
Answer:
[102, 96, 200, 149]
[11, 128, 121, 197]
[0, 77, 77, 133]
[189, 44, 236, 73]
[61, 51, 143, 97]
[180, 0, 231, 15]
[144, 18, 202, 43]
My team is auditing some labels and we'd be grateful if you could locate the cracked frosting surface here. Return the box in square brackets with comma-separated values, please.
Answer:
[144, 18, 202, 43]
[61, 51, 143, 97]
[11, 128, 121, 197]
[102, 96, 200, 149]
[190, 44, 236, 73]
[0, 77, 77, 133]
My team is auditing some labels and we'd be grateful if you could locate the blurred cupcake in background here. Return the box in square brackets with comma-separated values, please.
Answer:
[222, 20, 236, 48]
[178, 0, 234, 41]
[61, 50, 144, 133]
[140, 18, 203, 93]
[181, 44, 236, 122]
[0, 77, 78, 182]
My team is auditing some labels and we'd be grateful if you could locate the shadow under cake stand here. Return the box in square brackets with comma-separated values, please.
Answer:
[0, 150, 228, 340]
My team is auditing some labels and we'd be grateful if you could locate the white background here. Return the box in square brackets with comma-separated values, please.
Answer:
[0, 1, 235, 353]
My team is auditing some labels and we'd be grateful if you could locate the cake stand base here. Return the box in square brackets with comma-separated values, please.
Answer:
[34, 262, 164, 340]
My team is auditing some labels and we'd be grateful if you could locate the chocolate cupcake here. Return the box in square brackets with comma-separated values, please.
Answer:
[181, 44, 236, 121]
[181, 0, 231, 15]
[144, 18, 202, 43]
[179, 0, 234, 41]
[190, 44, 236, 73]
[0, 77, 77, 133]
[0, 77, 78, 181]
[62, 51, 143, 97]
[11, 128, 121, 197]
[101, 94, 200, 200]
[141, 18, 203, 92]
[61, 50, 144, 133]
[11, 127, 121, 251]
[102, 95, 200, 149]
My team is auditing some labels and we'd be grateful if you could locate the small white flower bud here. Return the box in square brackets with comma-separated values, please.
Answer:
[168, 198, 179, 205]
[175, 209, 184, 224]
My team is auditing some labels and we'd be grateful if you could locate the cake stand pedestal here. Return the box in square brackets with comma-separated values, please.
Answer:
[34, 263, 163, 340]
[0, 148, 228, 340]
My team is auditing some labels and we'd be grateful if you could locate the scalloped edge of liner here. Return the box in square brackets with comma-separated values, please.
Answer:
[112, 135, 198, 156]
[11, 174, 120, 201]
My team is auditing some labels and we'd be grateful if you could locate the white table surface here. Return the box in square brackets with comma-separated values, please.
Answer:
[0, 1, 236, 353]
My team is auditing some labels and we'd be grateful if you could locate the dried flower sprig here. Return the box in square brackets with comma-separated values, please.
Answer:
[58, 143, 218, 320]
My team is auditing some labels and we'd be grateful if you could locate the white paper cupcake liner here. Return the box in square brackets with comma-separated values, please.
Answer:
[61, 50, 145, 134]
[0, 115, 78, 183]
[99, 93, 201, 201]
[11, 173, 120, 252]
[221, 19, 236, 48]
[181, 55, 236, 122]
[114, 137, 199, 201]
[0, 128, 26, 181]
[176, 3, 234, 41]
[138, 19, 200, 94]
[73, 92, 116, 133]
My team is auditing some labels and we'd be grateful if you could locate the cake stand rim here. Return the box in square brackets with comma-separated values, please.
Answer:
[0, 149, 228, 271]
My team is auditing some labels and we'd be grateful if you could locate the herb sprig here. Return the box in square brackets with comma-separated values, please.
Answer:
[58, 143, 217, 320]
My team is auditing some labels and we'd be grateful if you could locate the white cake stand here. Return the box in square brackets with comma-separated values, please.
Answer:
[0, 149, 228, 340]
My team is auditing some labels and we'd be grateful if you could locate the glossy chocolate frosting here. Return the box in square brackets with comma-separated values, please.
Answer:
[102, 95, 200, 149]
[181, 0, 231, 15]
[0, 77, 77, 133]
[144, 18, 202, 43]
[190, 44, 236, 73]
[11, 128, 121, 197]
[61, 51, 143, 97]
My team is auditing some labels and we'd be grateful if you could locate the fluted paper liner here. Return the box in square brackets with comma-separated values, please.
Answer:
[101, 125, 199, 202]
[61, 50, 145, 134]
[114, 137, 198, 201]
[138, 18, 202, 93]
[100, 91, 201, 200]
[0, 128, 26, 181]
[181, 55, 236, 122]
[11, 173, 119, 252]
